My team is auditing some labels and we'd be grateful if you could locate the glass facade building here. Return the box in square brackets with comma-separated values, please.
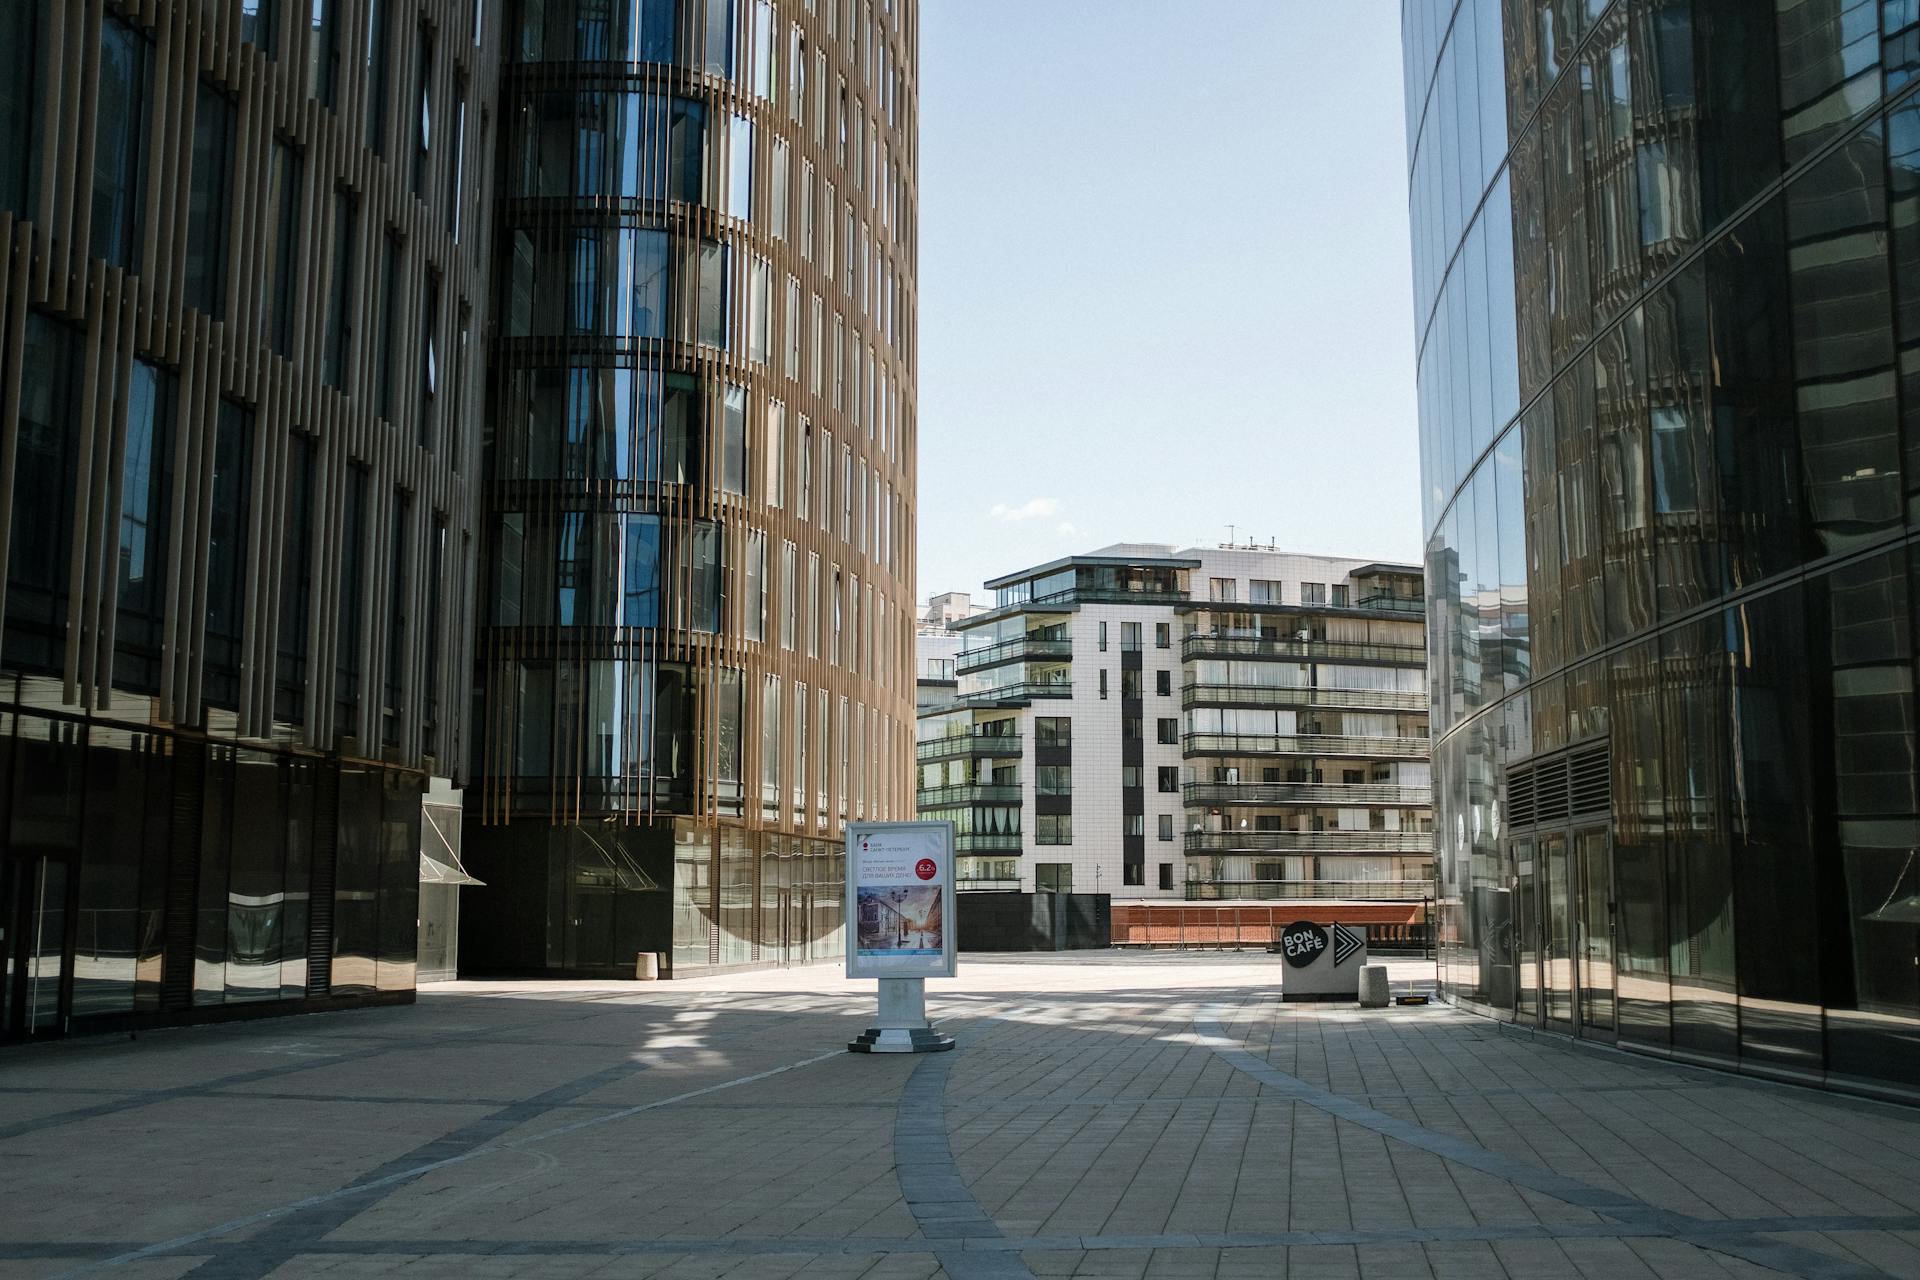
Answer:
[463, 0, 919, 975]
[1408, 0, 1920, 1095]
[0, 2, 493, 1038]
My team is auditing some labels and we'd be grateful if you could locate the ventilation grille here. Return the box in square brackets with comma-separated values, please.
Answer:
[1506, 740, 1610, 828]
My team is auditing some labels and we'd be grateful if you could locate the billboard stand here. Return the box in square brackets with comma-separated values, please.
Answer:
[848, 977, 954, 1053]
[845, 821, 958, 1054]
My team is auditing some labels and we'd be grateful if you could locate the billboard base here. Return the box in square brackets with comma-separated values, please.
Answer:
[848, 977, 955, 1053]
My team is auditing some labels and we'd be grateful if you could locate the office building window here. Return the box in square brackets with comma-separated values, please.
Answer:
[94, 16, 152, 273]
[189, 83, 238, 314]
[1209, 577, 1236, 603]
[1300, 582, 1327, 605]
[115, 360, 174, 694]
[205, 402, 253, 710]
[373, 234, 401, 420]
[1158, 862, 1173, 888]
[419, 272, 439, 448]
[722, 383, 748, 493]
[1036, 716, 1070, 747]
[781, 541, 797, 649]
[744, 530, 766, 641]
[277, 435, 316, 723]
[1125, 815, 1144, 837]
[1035, 862, 1072, 891]
[1123, 716, 1141, 741]
[364, 0, 389, 152]
[1250, 578, 1282, 604]
[323, 190, 356, 389]
[1330, 583, 1349, 607]
[309, 0, 339, 108]
[265, 142, 302, 356]
[1155, 670, 1171, 696]
[1157, 766, 1178, 793]
[1036, 815, 1071, 845]
[1155, 622, 1170, 648]
[242, 0, 279, 58]
[1157, 816, 1173, 842]
[0, 2, 41, 218]
[383, 490, 411, 744]
[1098, 669, 1107, 699]
[1121, 621, 1140, 650]
[6, 316, 78, 670]
[411, 27, 432, 196]
[1036, 765, 1071, 797]
[727, 113, 753, 219]
[1098, 621, 1107, 651]
[336, 465, 369, 727]
[1156, 717, 1178, 745]
[1124, 863, 1144, 886]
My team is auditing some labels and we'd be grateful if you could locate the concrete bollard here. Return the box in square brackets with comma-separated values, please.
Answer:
[1359, 964, 1389, 1008]
[635, 952, 660, 981]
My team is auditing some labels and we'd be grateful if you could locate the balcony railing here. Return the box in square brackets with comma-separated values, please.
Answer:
[956, 877, 1024, 891]
[915, 733, 1022, 763]
[1181, 683, 1428, 713]
[1183, 878, 1435, 901]
[916, 783, 1023, 808]
[1182, 732, 1429, 759]
[1183, 634, 1425, 664]
[955, 831, 1024, 854]
[1355, 593, 1425, 614]
[957, 681, 1071, 705]
[954, 636, 1073, 674]
[1182, 781, 1432, 807]
[1183, 829, 1433, 855]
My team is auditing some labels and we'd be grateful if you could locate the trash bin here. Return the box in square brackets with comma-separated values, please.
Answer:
[1359, 964, 1389, 1008]
[635, 952, 660, 980]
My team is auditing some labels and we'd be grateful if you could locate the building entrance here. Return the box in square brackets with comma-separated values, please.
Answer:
[1516, 824, 1614, 1040]
[1, 854, 67, 1039]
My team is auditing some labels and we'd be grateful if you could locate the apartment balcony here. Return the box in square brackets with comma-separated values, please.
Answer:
[1184, 878, 1434, 902]
[955, 831, 1024, 854]
[1182, 732, 1429, 760]
[954, 636, 1073, 674]
[1354, 593, 1426, 615]
[956, 876, 1024, 891]
[1181, 683, 1428, 713]
[1183, 829, 1434, 855]
[916, 783, 1023, 808]
[956, 680, 1071, 706]
[915, 733, 1022, 764]
[1182, 634, 1425, 665]
[1181, 781, 1432, 807]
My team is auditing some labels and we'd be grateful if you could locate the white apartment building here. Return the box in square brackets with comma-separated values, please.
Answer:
[916, 544, 1432, 901]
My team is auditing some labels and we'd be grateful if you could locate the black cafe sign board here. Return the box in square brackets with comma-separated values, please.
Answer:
[1278, 919, 1367, 1000]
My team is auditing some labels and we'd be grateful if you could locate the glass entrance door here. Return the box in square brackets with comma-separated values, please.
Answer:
[1543, 833, 1573, 1024]
[2, 856, 68, 1038]
[1513, 839, 1538, 1022]
[1575, 826, 1615, 1033]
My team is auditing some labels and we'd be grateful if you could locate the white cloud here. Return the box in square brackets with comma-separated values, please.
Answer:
[987, 497, 1060, 523]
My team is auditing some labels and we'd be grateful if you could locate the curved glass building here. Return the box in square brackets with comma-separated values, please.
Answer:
[465, 0, 918, 976]
[1407, 0, 1920, 1095]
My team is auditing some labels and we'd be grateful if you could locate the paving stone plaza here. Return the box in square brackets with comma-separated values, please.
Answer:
[4, 954, 1920, 1279]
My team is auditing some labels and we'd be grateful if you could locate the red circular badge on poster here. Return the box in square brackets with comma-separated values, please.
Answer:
[915, 858, 937, 881]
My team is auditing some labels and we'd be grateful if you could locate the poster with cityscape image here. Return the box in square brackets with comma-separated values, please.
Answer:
[845, 822, 957, 979]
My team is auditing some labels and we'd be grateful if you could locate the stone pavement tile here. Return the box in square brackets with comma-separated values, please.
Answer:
[1488, 1237, 1583, 1279]
[1555, 1236, 1660, 1279]
[1213, 1246, 1291, 1277]
[1284, 1243, 1361, 1278]
[1420, 1240, 1507, 1280]
[1351, 1242, 1434, 1280]
[1621, 1238, 1773, 1279]
[1140, 1247, 1221, 1277]
[1020, 1251, 1087, 1277]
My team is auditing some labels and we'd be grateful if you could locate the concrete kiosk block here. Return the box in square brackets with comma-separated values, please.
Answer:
[1359, 964, 1389, 1008]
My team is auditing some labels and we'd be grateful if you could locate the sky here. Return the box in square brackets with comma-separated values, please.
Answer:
[915, 0, 1420, 602]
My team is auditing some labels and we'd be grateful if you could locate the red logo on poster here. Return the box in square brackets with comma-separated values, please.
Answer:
[915, 858, 937, 881]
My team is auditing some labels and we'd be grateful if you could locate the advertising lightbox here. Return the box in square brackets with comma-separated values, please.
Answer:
[844, 821, 957, 979]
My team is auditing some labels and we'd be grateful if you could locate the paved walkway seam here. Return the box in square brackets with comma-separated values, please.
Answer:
[893, 1047, 1035, 1280]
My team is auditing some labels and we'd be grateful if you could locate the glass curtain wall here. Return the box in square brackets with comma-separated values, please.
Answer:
[1407, 0, 1920, 1093]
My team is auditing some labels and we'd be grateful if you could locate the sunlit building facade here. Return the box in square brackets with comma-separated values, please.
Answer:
[1407, 0, 1920, 1095]
[0, 1, 493, 1038]
[463, 0, 919, 975]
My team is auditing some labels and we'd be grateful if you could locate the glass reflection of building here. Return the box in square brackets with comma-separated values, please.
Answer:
[1408, 0, 1920, 1095]
[464, 0, 918, 975]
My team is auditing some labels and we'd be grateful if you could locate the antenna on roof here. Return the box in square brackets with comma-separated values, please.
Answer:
[1226, 524, 1237, 546]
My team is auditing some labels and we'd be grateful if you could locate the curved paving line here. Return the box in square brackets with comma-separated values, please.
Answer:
[894, 1046, 1036, 1280]
[1194, 1013, 1890, 1280]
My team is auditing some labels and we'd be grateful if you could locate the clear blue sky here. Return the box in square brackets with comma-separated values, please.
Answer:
[915, 1, 1419, 600]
